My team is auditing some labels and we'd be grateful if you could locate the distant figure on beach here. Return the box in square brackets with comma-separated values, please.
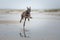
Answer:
[20, 7, 32, 23]
[19, 7, 32, 37]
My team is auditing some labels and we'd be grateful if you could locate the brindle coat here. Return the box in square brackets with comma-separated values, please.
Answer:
[20, 7, 32, 23]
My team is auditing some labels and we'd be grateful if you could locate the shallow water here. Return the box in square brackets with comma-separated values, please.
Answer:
[0, 12, 60, 40]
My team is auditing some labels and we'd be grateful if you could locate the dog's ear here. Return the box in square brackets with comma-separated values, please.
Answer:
[29, 7, 31, 9]
[27, 7, 29, 9]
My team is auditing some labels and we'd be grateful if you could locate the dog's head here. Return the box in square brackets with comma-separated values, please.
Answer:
[27, 7, 31, 12]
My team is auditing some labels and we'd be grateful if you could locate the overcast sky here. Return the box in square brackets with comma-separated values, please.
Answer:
[0, 0, 60, 9]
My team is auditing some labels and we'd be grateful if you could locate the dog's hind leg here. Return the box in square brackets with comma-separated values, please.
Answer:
[20, 15, 23, 23]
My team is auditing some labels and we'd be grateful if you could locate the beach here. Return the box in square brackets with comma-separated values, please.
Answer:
[0, 12, 60, 40]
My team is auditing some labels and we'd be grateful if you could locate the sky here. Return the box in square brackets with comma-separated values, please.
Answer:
[0, 0, 60, 9]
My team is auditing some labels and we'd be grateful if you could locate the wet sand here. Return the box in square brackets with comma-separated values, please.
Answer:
[0, 20, 19, 24]
[0, 12, 60, 40]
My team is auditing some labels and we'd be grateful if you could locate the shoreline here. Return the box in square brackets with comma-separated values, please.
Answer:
[0, 20, 20, 24]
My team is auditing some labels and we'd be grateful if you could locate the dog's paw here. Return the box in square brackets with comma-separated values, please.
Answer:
[30, 17, 32, 19]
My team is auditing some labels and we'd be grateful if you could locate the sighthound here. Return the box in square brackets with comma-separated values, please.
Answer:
[20, 7, 32, 26]
[20, 7, 32, 37]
